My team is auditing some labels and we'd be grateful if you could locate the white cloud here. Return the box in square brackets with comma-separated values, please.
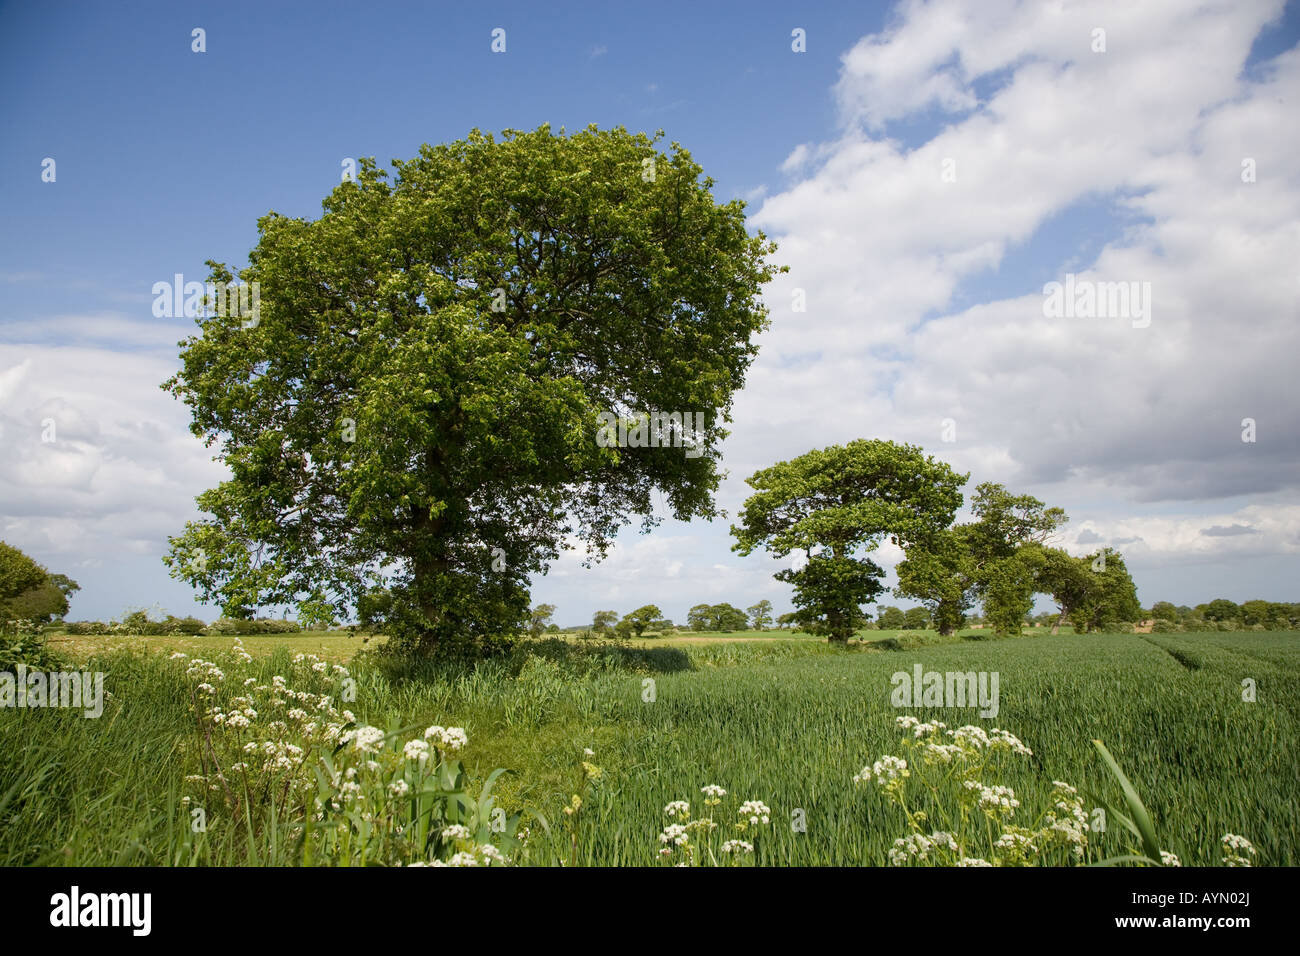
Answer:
[742, 0, 1299, 518]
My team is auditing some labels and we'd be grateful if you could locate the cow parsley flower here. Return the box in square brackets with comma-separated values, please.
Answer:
[854, 755, 909, 785]
[659, 824, 689, 846]
[345, 725, 386, 754]
[1221, 834, 1256, 867]
[403, 739, 431, 763]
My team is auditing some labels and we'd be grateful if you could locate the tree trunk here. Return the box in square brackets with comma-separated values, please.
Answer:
[1051, 610, 1067, 635]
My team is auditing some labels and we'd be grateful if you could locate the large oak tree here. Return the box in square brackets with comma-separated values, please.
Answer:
[164, 125, 781, 654]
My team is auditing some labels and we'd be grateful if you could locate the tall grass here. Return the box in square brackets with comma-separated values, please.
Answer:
[2, 631, 1296, 865]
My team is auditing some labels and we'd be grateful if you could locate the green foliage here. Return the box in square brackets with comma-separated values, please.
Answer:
[877, 606, 905, 629]
[162, 124, 783, 656]
[746, 600, 773, 631]
[620, 605, 662, 639]
[733, 439, 966, 642]
[684, 603, 749, 633]
[0, 619, 63, 671]
[0, 543, 79, 627]
[0, 542, 47, 608]
[1202, 599, 1242, 622]
[3, 579, 69, 624]
[1038, 548, 1141, 633]
[357, 588, 394, 632]
[1150, 601, 1179, 622]
[980, 550, 1043, 635]
[901, 607, 930, 630]
[528, 603, 557, 638]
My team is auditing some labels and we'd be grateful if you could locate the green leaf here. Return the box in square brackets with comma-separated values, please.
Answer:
[1091, 739, 1162, 864]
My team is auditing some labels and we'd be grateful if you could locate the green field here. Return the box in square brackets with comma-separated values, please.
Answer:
[2, 629, 1294, 866]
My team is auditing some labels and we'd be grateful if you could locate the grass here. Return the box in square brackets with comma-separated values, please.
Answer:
[2, 629, 1295, 866]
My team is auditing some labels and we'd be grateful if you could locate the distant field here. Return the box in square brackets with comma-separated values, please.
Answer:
[4, 627, 1295, 866]
[44, 624, 1022, 660]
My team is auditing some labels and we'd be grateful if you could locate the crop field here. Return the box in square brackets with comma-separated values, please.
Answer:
[2, 629, 1294, 867]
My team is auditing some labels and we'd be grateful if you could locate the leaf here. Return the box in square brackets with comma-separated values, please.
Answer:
[1091, 739, 1162, 864]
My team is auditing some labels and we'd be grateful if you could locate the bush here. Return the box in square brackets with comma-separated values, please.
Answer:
[0, 619, 63, 670]
[205, 617, 301, 636]
[1151, 620, 1183, 634]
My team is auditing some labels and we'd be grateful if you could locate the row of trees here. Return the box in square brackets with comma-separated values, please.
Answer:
[731, 440, 1143, 642]
[1149, 599, 1299, 630]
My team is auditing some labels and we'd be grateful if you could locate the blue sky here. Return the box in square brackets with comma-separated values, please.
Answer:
[2, 1, 1299, 626]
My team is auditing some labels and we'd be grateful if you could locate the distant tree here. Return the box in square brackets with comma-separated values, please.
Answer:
[48, 574, 81, 603]
[897, 482, 1066, 636]
[1272, 602, 1300, 629]
[746, 600, 773, 631]
[529, 603, 557, 637]
[1202, 599, 1242, 623]
[1150, 601, 1179, 622]
[1037, 549, 1092, 634]
[687, 604, 713, 632]
[649, 618, 674, 634]
[1240, 600, 1273, 627]
[877, 606, 906, 629]
[980, 548, 1044, 635]
[902, 607, 930, 630]
[621, 604, 663, 639]
[1038, 548, 1140, 633]
[1073, 551, 1141, 632]
[592, 610, 618, 634]
[613, 619, 634, 640]
[966, 484, 1066, 637]
[711, 603, 749, 632]
[775, 612, 797, 630]
[732, 440, 966, 642]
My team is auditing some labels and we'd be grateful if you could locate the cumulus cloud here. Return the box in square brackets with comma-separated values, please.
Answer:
[737, 0, 1299, 551]
[0, 334, 227, 618]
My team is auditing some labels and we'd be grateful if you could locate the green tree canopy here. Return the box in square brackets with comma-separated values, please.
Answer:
[528, 603, 557, 637]
[746, 599, 773, 630]
[686, 603, 712, 632]
[1150, 600, 1179, 621]
[902, 607, 930, 630]
[163, 125, 782, 654]
[1201, 599, 1241, 622]
[898, 482, 1067, 636]
[0, 542, 71, 626]
[877, 606, 906, 629]
[711, 603, 749, 632]
[732, 440, 966, 642]
[1038, 548, 1141, 633]
[621, 604, 663, 639]
[0, 542, 48, 609]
